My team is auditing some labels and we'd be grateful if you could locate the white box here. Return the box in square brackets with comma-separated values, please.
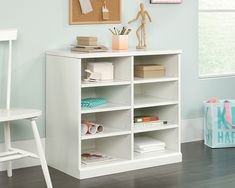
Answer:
[87, 63, 113, 80]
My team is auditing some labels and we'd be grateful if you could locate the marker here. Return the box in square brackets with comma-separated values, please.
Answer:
[114, 27, 118, 35]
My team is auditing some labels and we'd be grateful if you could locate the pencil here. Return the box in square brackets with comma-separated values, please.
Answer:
[125, 29, 132, 35]
[120, 27, 126, 35]
[109, 28, 115, 35]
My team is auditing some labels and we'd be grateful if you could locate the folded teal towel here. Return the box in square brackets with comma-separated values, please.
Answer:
[81, 98, 108, 108]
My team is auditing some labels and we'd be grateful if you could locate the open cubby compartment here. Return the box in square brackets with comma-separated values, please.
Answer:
[134, 82, 178, 108]
[134, 105, 179, 125]
[81, 56, 132, 82]
[81, 135, 132, 167]
[82, 85, 131, 106]
[82, 109, 132, 133]
[134, 128, 180, 159]
[134, 54, 179, 78]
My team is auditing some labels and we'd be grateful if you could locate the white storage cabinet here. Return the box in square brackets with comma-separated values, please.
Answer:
[46, 49, 182, 179]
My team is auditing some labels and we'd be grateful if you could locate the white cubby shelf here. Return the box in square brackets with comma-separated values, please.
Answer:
[134, 77, 178, 84]
[134, 95, 178, 109]
[82, 80, 131, 88]
[81, 103, 131, 114]
[134, 123, 178, 134]
[134, 149, 179, 160]
[46, 49, 182, 179]
[81, 128, 131, 140]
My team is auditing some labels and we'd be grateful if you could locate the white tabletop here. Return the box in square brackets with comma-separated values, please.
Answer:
[46, 48, 182, 59]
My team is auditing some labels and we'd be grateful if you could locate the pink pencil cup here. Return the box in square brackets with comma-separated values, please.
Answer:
[112, 35, 128, 50]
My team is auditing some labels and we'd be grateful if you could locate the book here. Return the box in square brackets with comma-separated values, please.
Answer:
[134, 116, 159, 123]
[134, 145, 165, 151]
[71, 45, 108, 53]
[81, 152, 117, 165]
[134, 136, 166, 150]
[134, 120, 163, 128]
[135, 146, 165, 153]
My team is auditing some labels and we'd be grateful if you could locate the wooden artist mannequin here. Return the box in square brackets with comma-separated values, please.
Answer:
[128, 3, 152, 49]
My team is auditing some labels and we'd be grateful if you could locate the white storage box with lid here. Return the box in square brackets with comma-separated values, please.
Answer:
[87, 62, 114, 80]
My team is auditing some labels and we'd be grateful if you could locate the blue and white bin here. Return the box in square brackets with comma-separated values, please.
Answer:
[204, 100, 235, 148]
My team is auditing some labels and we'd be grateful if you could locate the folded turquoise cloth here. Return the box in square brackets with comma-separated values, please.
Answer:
[81, 98, 108, 108]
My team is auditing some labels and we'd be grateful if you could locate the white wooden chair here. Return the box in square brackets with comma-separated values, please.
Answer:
[0, 29, 53, 188]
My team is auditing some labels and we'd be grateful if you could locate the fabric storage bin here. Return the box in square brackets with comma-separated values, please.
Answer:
[134, 64, 165, 78]
[204, 100, 235, 148]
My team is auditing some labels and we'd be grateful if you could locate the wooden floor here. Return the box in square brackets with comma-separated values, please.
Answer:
[1, 141, 235, 188]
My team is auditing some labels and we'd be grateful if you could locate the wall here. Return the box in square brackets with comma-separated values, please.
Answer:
[0, 0, 235, 142]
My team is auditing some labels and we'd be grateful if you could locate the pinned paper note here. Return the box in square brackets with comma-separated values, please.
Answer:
[102, 1, 109, 20]
[79, 0, 93, 14]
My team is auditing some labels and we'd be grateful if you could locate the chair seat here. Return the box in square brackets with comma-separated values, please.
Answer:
[0, 29, 17, 41]
[0, 109, 41, 122]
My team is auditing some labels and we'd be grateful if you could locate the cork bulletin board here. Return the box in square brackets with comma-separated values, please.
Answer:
[69, 0, 121, 24]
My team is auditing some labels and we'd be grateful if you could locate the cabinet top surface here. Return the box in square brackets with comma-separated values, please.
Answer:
[46, 48, 182, 59]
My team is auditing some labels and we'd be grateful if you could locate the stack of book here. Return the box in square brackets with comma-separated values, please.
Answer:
[134, 136, 166, 153]
[71, 36, 108, 53]
[71, 45, 108, 53]
[134, 116, 167, 128]
[134, 116, 159, 123]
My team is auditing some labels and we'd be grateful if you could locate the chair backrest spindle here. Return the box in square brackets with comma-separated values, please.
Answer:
[6, 40, 12, 110]
[0, 29, 17, 110]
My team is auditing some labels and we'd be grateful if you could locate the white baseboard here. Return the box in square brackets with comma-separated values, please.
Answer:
[0, 118, 203, 172]
[181, 118, 204, 143]
[0, 138, 45, 172]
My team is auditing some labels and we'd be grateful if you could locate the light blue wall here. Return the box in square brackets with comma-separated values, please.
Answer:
[0, 0, 235, 142]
